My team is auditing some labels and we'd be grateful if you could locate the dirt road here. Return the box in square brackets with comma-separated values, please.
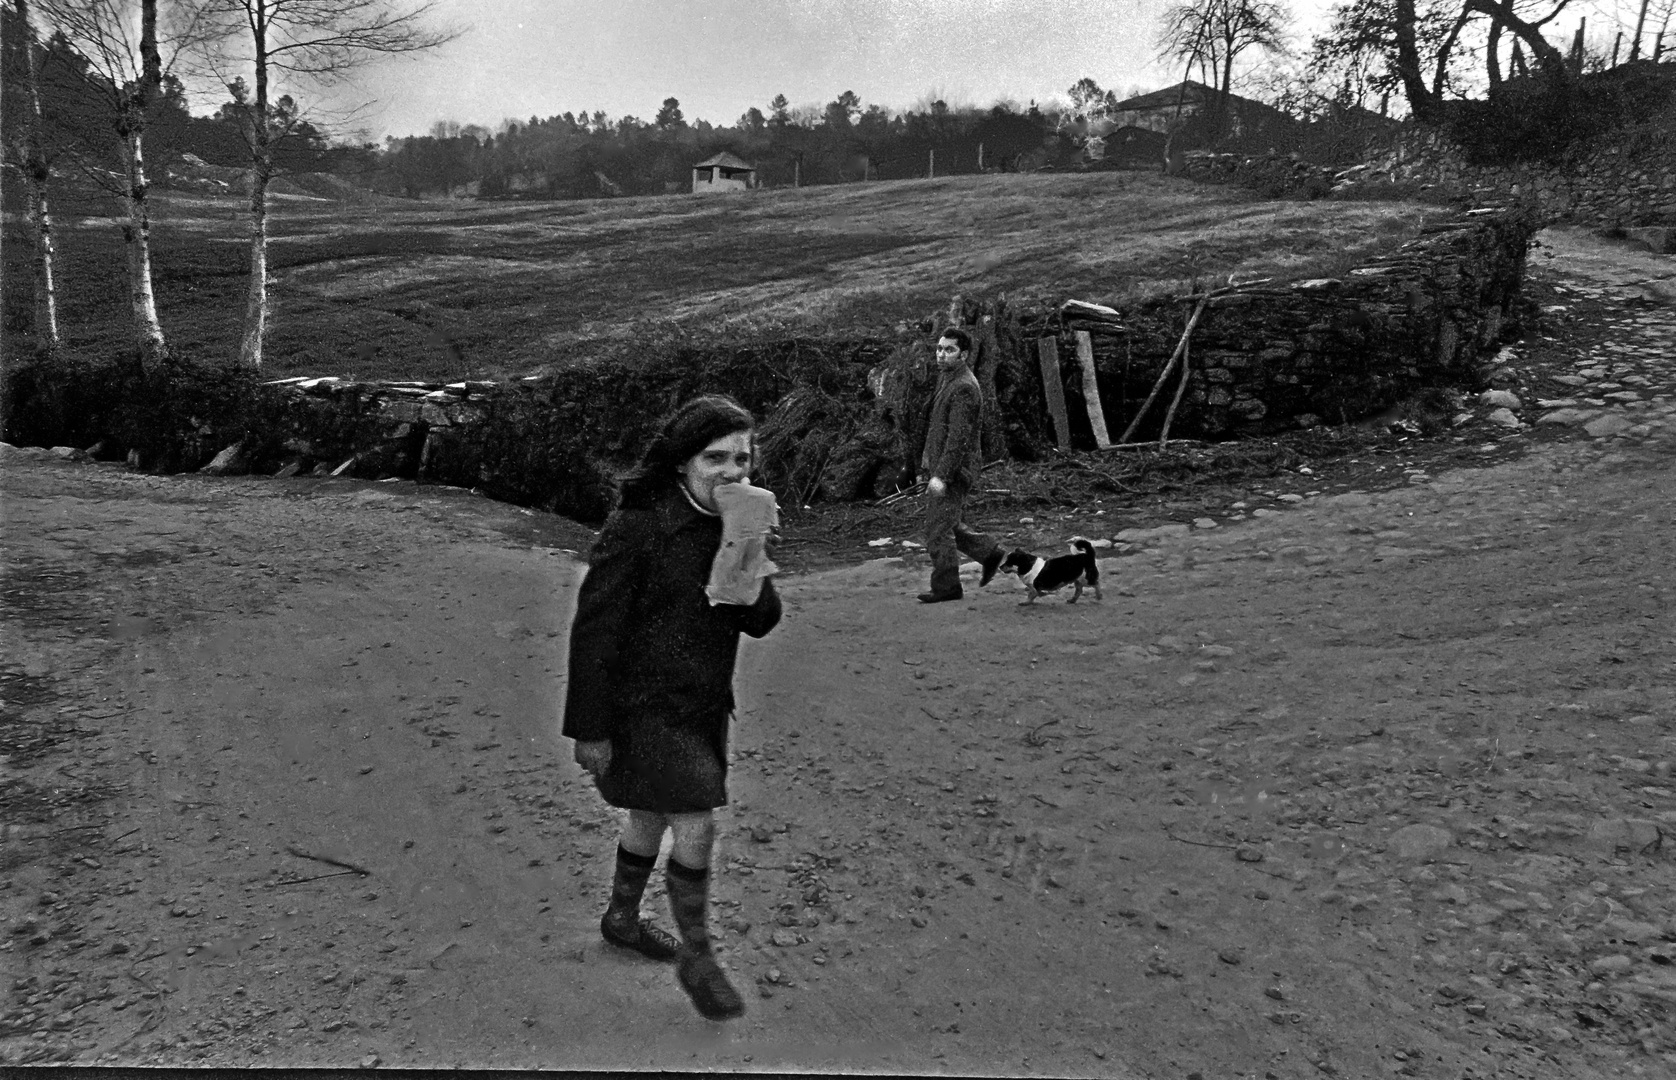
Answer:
[2, 228, 1675, 1077]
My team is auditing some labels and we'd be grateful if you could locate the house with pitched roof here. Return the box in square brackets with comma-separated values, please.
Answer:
[691, 151, 757, 194]
[1108, 80, 1296, 144]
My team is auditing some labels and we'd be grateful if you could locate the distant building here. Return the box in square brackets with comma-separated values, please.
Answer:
[691, 151, 757, 194]
[1108, 80, 1293, 143]
[1093, 125, 1169, 168]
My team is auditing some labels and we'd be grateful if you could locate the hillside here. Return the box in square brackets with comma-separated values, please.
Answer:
[6, 172, 1452, 382]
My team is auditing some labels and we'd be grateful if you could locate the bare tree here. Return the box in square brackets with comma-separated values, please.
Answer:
[195, 0, 460, 369]
[1157, 0, 1292, 138]
[36, 0, 209, 370]
[5, 0, 61, 353]
[1315, 0, 1578, 124]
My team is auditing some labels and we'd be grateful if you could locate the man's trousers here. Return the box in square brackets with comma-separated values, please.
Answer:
[923, 479, 998, 595]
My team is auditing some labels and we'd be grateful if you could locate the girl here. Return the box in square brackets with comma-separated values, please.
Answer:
[563, 394, 781, 1020]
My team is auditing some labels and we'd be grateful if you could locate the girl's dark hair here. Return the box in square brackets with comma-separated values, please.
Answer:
[618, 394, 756, 509]
[939, 327, 972, 354]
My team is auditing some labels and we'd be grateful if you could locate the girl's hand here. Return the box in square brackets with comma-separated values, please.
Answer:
[574, 740, 612, 777]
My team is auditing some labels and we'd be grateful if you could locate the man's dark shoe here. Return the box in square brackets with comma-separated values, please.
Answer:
[978, 550, 1004, 587]
[601, 909, 680, 962]
[675, 947, 745, 1020]
[917, 589, 963, 603]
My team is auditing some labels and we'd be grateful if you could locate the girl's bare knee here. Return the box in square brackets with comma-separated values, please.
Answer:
[667, 811, 716, 866]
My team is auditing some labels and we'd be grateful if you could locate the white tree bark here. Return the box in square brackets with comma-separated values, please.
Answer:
[239, 145, 270, 369]
[236, 1, 272, 369]
[13, 0, 61, 350]
[119, 112, 168, 370]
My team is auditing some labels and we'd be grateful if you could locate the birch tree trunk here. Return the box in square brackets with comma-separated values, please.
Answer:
[118, 113, 168, 370]
[14, 0, 60, 351]
[237, 2, 272, 369]
[239, 136, 271, 368]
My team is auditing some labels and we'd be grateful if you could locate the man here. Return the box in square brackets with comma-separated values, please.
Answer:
[917, 328, 1003, 603]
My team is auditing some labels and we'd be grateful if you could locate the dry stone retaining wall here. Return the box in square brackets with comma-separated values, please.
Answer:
[1036, 205, 1537, 444]
[1, 210, 1536, 522]
[1358, 125, 1676, 228]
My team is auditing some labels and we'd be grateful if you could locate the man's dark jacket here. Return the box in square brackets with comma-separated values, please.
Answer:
[921, 366, 984, 486]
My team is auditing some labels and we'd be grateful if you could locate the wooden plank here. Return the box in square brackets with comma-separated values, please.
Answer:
[1035, 337, 1072, 451]
[1074, 330, 1112, 449]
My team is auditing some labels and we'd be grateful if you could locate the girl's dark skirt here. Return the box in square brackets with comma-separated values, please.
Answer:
[595, 707, 729, 813]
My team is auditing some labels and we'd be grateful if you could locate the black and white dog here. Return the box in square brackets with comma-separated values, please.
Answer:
[998, 539, 1102, 605]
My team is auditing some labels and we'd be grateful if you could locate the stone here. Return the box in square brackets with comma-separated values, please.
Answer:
[1586, 817, 1663, 855]
[1603, 917, 1662, 944]
[770, 929, 800, 948]
[1589, 954, 1634, 975]
[199, 443, 250, 476]
[1486, 408, 1523, 429]
[1479, 389, 1522, 408]
[1389, 824, 1453, 861]
[1539, 408, 1597, 425]
[1624, 226, 1676, 254]
[1584, 414, 1635, 438]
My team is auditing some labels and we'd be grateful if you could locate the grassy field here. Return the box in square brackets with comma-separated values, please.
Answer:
[5, 172, 1451, 383]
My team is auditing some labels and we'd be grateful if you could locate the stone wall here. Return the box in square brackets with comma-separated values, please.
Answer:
[1355, 125, 1676, 228]
[1036, 205, 1537, 443]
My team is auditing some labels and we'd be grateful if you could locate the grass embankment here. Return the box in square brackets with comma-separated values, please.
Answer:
[4, 172, 1450, 383]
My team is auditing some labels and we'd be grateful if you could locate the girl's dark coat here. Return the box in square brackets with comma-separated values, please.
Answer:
[562, 484, 781, 812]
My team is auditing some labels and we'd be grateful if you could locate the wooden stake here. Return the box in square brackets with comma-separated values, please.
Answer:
[1117, 294, 1210, 444]
[1158, 325, 1194, 448]
[1036, 337, 1072, 451]
[1074, 330, 1112, 449]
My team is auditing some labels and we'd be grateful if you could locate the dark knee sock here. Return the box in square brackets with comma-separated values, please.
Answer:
[665, 858, 712, 952]
[607, 844, 658, 916]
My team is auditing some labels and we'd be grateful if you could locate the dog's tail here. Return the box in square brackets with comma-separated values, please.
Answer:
[1072, 538, 1099, 584]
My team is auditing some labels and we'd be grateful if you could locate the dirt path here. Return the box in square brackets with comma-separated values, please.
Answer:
[3, 228, 1675, 1077]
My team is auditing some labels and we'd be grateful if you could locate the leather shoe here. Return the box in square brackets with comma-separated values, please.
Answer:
[676, 947, 745, 1020]
[917, 589, 963, 603]
[601, 909, 680, 962]
[978, 551, 1004, 587]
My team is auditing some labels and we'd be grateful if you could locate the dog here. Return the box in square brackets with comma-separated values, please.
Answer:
[998, 539, 1102, 605]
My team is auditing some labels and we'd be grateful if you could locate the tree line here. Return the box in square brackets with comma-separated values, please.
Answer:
[375, 94, 1092, 200]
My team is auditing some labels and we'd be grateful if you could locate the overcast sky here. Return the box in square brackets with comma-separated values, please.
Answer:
[296, 0, 1634, 143]
[310, 0, 1331, 142]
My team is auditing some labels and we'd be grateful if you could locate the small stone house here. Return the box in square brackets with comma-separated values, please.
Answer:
[691, 151, 756, 194]
[1108, 80, 1292, 141]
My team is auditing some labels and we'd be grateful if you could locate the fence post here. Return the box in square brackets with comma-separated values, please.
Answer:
[1035, 337, 1072, 451]
[1074, 331, 1112, 448]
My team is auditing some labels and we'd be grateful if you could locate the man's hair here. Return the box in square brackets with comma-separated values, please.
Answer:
[618, 394, 755, 510]
[938, 327, 972, 355]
